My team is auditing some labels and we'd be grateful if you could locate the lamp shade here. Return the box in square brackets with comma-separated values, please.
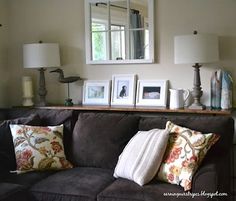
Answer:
[174, 34, 219, 64]
[23, 43, 61, 68]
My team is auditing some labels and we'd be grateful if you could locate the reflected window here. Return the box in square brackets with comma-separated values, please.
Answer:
[92, 22, 107, 60]
[111, 25, 125, 60]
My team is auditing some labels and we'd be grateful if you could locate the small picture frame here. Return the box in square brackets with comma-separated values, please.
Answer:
[83, 80, 111, 105]
[136, 80, 168, 107]
[111, 74, 137, 106]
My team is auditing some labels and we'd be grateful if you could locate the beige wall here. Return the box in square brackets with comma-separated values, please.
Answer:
[6, 0, 236, 107]
[0, 0, 9, 107]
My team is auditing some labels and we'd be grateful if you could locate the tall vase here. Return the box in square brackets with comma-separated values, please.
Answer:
[211, 70, 222, 109]
[221, 71, 233, 110]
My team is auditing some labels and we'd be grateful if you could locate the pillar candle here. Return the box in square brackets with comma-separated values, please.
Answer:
[22, 76, 33, 97]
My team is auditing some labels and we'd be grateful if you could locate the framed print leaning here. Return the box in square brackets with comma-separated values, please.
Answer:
[83, 80, 111, 105]
[136, 80, 168, 107]
[111, 74, 137, 106]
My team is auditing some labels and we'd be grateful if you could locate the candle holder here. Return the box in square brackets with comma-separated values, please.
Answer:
[22, 96, 34, 107]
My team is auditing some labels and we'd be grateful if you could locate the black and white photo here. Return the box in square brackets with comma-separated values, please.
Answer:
[111, 74, 137, 106]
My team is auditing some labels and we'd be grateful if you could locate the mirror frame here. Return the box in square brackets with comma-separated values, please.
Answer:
[84, 0, 154, 64]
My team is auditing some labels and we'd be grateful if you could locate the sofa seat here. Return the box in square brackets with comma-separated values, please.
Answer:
[98, 178, 202, 201]
[2, 171, 55, 187]
[0, 182, 29, 201]
[30, 167, 115, 201]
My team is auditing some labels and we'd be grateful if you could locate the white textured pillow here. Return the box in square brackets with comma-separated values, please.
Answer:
[114, 128, 169, 186]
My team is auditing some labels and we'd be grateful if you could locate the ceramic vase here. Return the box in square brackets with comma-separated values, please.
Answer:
[211, 70, 222, 109]
[221, 71, 233, 109]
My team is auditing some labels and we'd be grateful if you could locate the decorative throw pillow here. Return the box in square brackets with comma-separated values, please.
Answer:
[9, 124, 73, 174]
[157, 121, 220, 191]
[114, 128, 169, 186]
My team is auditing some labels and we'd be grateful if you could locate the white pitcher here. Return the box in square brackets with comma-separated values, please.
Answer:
[169, 89, 190, 109]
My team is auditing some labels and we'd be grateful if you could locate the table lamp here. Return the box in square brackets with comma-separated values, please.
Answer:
[174, 31, 219, 110]
[23, 43, 61, 106]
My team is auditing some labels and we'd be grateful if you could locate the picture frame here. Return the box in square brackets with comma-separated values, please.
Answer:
[111, 74, 137, 106]
[83, 80, 111, 105]
[136, 80, 168, 107]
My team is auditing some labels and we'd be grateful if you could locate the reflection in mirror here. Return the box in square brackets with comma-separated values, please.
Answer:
[91, 3, 108, 61]
[130, 0, 147, 60]
[85, 0, 154, 64]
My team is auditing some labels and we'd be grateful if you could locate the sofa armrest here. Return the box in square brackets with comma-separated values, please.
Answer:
[0, 152, 11, 181]
[191, 155, 231, 201]
[0, 183, 28, 201]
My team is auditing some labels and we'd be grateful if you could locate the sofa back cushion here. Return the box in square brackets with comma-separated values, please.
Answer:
[0, 109, 7, 121]
[72, 113, 140, 169]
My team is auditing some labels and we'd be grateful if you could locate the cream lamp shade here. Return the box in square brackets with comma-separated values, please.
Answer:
[23, 43, 60, 68]
[174, 34, 219, 64]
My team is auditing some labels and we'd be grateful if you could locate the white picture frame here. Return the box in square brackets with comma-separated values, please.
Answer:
[136, 80, 168, 107]
[111, 74, 137, 106]
[83, 80, 111, 105]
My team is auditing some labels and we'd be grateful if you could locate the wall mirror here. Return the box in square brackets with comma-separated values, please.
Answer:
[85, 0, 154, 64]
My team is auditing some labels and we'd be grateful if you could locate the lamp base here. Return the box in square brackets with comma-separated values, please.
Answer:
[189, 63, 206, 110]
[188, 103, 206, 110]
[38, 68, 47, 107]
[37, 100, 47, 107]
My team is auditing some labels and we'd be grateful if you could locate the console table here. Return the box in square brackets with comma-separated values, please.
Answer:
[36, 105, 232, 115]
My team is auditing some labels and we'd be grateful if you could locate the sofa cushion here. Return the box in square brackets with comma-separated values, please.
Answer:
[6, 109, 73, 127]
[72, 113, 140, 169]
[10, 124, 73, 174]
[0, 110, 7, 122]
[0, 114, 41, 175]
[97, 178, 190, 201]
[0, 183, 29, 201]
[114, 129, 169, 186]
[30, 167, 115, 201]
[2, 170, 55, 187]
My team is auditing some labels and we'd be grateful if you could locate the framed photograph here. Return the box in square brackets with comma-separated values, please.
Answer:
[136, 80, 168, 107]
[111, 74, 137, 106]
[83, 80, 111, 105]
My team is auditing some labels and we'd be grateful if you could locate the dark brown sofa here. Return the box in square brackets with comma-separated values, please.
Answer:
[0, 108, 234, 201]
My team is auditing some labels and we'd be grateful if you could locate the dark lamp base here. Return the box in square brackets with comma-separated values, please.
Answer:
[37, 101, 47, 107]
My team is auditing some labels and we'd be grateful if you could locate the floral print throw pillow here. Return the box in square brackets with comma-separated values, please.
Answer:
[10, 124, 73, 174]
[157, 121, 220, 191]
